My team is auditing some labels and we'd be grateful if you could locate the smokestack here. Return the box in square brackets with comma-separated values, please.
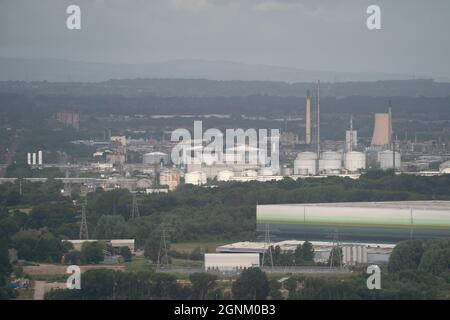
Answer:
[316, 80, 321, 156]
[27, 153, 31, 165]
[32, 153, 37, 165]
[38, 150, 43, 166]
[349, 114, 353, 152]
[305, 90, 312, 144]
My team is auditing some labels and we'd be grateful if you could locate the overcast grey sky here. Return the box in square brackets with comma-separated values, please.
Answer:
[1, 0, 449, 78]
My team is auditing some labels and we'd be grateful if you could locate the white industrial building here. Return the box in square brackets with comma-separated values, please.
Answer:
[185, 171, 207, 185]
[439, 161, 450, 174]
[65, 239, 135, 252]
[294, 152, 317, 175]
[216, 240, 394, 266]
[344, 151, 366, 172]
[204, 253, 260, 272]
[378, 150, 402, 170]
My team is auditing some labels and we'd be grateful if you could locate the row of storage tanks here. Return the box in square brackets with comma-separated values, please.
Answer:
[185, 167, 277, 185]
[294, 151, 366, 175]
[293, 150, 401, 175]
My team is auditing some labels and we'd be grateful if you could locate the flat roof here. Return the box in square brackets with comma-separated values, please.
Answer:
[258, 201, 450, 211]
[217, 241, 396, 252]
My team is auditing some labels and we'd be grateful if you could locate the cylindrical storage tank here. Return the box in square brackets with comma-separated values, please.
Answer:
[294, 152, 318, 175]
[185, 171, 207, 185]
[344, 151, 366, 172]
[281, 167, 293, 176]
[379, 151, 401, 170]
[143, 152, 170, 165]
[259, 168, 274, 176]
[319, 151, 342, 173]
[217, 170, 235, 182]
[243, 170, 258, 177]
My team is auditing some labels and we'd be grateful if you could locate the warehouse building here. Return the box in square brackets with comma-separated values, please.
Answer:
[257, 201, 450, 244]
[204, 253, 260, 272]
[216, 241, 394, 265]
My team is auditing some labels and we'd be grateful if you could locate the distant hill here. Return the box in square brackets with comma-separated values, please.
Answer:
[1, 78, 450, 98]
[0, 57, 443, 83]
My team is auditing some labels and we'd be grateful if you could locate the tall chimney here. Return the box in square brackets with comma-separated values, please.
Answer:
[316, 80, 321, 156]
[305, 91, 312, 144]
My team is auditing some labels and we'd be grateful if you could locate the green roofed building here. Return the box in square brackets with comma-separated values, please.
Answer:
[257, 201, 450, 244]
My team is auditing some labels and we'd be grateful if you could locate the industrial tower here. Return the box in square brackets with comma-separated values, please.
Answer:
[130, 193, 140, 219]
[305, 91, 312, 144]
[261, 224, 274, 269]
[79, 201, 89, 240]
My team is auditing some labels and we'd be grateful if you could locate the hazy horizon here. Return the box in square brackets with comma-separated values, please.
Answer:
[1, 0, 450, 80]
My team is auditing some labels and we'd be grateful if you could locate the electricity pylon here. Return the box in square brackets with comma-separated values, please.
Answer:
[79, 201, 89, 240]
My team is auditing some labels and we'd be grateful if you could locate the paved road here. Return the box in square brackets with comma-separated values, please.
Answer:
[33, 281, 46, 300]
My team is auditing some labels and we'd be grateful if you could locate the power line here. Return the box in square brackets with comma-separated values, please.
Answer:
[261, 224, 274, 270]
[130, 193, 140, 220]
[157, 223, 172, 269]
[79, 201, 89, 240]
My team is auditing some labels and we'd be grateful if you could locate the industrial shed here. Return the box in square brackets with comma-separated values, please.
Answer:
[204, 253, 260, 272]
[257, 201, 450, 244]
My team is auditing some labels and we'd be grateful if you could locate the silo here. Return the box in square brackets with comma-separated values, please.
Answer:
[319, 151, 342, 173]
[217, 170, 235, 182]
[344, 151, 366, 172]
[143, 152, 170, 166]
[293, 152, 317, 175]
[185, 171, 207, 185]
[281, 167, 293, 177]
[379, 151, 401, 170]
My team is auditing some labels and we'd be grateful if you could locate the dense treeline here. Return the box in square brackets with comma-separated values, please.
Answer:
[1, 171, 450, 253]
[286, 238, 450, 300]
[44, 238, 450, 300]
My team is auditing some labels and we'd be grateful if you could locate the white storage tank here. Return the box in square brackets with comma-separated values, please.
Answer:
[344, 151, 366, 172]
[319, 151, 342, 173]
[259, 168, 274, 176]
[379, 151, 401, 170]
[217, 170, 235, 182]
[294, 152, 317, 175]
[281, 167, 293, 177]
[185, 171, 207, 185]
[242, 170, 258, 177]
[143, 152, 170, 166]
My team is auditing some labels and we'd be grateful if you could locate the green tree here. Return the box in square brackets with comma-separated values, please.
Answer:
[81, 241, 105, 264]
[120, 246, 132, 262]
[11, 229, 41, 261]
[268, 279, 283, 300]
[301, 241, 315, 263]
[81, 269, 115, 299]
[93, 215, 128, 239]
[418, 239, 450, 276]
[35, 232, 66, 262]
[64, 250, 83, 265]
[189, 273, 218, 300]
[232, 268, 270, 300]
[388, 240, 424, 273]
[328, 247, 343, 267]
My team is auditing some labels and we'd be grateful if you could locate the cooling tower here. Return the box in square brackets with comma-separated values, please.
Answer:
[305, 92, 312, 144]
[371, 113, 392, 146]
